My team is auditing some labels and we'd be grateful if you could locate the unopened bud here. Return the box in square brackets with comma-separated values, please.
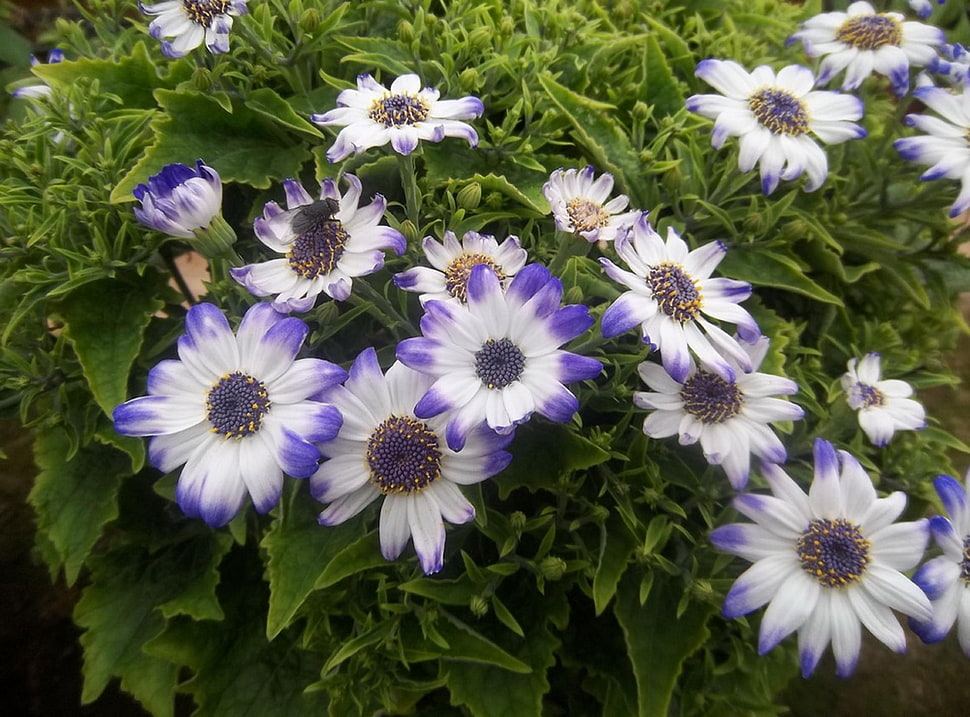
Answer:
[509, 511, 527, 533]
[564, 286, 584, 305]
[299, 8, 322, 34]
[459, 68, 481, 93]
[469, 595, 489, 617]
[192, 67, 213, 91]
[397, 20, 415, 43]
[538, 556, 566, 581]
[742, 212, 764, 234]
[661, 164, 682, 190]
[632, 101, 650, 121]
[400, 219, 420, 243]
[457, 182, 481, 210]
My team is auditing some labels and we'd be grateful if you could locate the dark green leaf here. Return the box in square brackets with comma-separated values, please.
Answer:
[719, 247, 843, 306]
[593, 515, 637, 616]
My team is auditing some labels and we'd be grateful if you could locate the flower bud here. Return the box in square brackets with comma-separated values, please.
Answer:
[457, 182, 481, 210]
[632, 101, 650, 121]
[469, 595, 489, 617]
[400, 219, 420, 244]
[509, 511, 527, 533]
[397, 19, 415, 43]
[299, 8, 322, 34]
[192, 67, 213, 91]
[537, 556, 566, 581]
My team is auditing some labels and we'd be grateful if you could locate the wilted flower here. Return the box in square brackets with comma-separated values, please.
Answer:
[311, 73, 484, 162]
[230, 174, 406, 311]
[711, 439, 932, 677]
[140, 0, 249, 58]
[789, 1, 943, 96]
[542, 166, 640, 243]
[841, 353, 925, 446]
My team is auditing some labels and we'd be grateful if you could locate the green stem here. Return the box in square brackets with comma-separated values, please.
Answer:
[548, 230, 592, 275]
[397, 153, 422, 229]
[351, 279, 416, 338]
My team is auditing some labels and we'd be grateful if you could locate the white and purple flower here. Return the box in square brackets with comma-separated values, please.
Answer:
[311, 73, 484, 162]
[711, 439, 932, 677]
[841, 353, 925, 446]
[113, 302, 346, 527]
[910, 472, 970, 658]
[929, 42, 970, 87]
[393, 230, 528, 305]
[687, 60, 866, 195]
[634, 337, 803, 489]
[396, 264, 603, 451]
[230, 174, 406, 311]
[541, 166, 641, 243]
[10, 48, 63, 103]
[133, 159, 224, 238]
[894, 84, 970, 217]
[139, 0, 249, 58]
[600, 214, 760, 383]
[789, 1, 943, 96]
[311, 348, 512, 575]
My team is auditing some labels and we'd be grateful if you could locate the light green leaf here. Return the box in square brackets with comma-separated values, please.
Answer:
[333, 35, 417, 77]
[642, 33, 683, 119]
[719, 247, 843, 306]
[245, 87, 324, 139]
[398, 575, 478, 605]
[28, 427, 127, 585]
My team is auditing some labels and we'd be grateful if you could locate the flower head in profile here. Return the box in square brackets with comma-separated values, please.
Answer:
[231, 174, 406, 312]
[910, 472, 970, 658]
[687, 60, 866, 195]
[541, 166, 641, 243]
[393, 230, 528, 306]
[841, 353, 925, 446]
[600, 214, 760, 383]
[711, 439, 932, 677]
[311, 348, 512, 575]
[635, 337, 803, 489]
[789, 1, 944, 96]
[929, 42, 970, 87]
[10, 48, 63, 103]
[311, 73, 484, 162]
[140, 0, 249, 58]
[113, 303, 346, 527]
[397, 264, 603, 451]
[894, 84, 970, 217]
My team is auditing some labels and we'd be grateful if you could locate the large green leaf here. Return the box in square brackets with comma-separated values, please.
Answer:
[642, 33, 684, 119]
[719, 247, 843, 306]
[158, 533, 234, 621]
[111, 89, 311, 202]
[593, 514, 637, 616]
[244, 87, 324, 140]
[28, 427, 127, 585]
[614, 574, 714, 717]
[58, 275, 164, 419]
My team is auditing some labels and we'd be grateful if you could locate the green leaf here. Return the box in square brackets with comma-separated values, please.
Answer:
[593, 515, 638, 616]
[614, 574, 714, 717]
[437, 612, 531, 674]
[111, 89, 311, 202]
[334, 35, 417, 77]
[398, 575, 478, 605]
[58, 275, 164, 418]
[315, 526, 387, 589]
[322, 620, 396, 673]
[719, 247, 843, 306]
[158, 533, 234, 621]
[28, 427, 127, 585]
[244, 87, 324, 140]
[95, 422, 145, 474]
[261, 491, 370, 639]
[642, 34, 683, 119]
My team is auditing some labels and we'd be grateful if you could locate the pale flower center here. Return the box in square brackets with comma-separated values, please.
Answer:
[182, 0, 231, 27]
[645, 262, 702, 322]
[206, 372, 271, 439]
[748, 87, 809, 136]
[836, 14, 902, 51]
[796, 518, 871, 588]
[368, 93, 431, 127]
[566, 197, 610, 233]
[679, 370, 743, 423]
[848, 382, 885, 410]
[367, 415, 442, 494]
[961, 535, 970, 584]
[475, 338, 526, 389]
[287, 199, 348, 279]
[445, 253, 505, 302]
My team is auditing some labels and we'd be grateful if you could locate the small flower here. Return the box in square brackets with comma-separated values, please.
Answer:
[841, 353, 925, 446]
[600, 214, 760, 383]
[113, 303, 347, 526]
[396, 264, 603, 451]
[541, 166, 641, 243]
[311, 348, 512, 575]
[10, 48, 63, 102]
[910, 472, 970, 657]
[230, 174, 406, 311]
[894, 84, 970, 217]
[140, 0, 249, 59]
[687, 60, 866, 195]
[929, 43, 970, 87]
[711, 439, 932, 677]
[311, 73, 484, 162]
[393, 230, 528, 305]
[634, 337, 804, 489]
[789, 1, 944, 96]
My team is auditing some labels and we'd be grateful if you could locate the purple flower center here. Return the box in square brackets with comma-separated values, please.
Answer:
[679, 370, 742, 423]
[368, 93, 430, 127]
[445, 253, 504, 302]
[796, 518, 871, 588]
[475, 338, 526, 389]
[566, 197, 610, 233]
[961, 535, 970, 584]
[646, 262, 702, 322]
[206, 372, 271, 439]
[182, 0, 231, 27]
[849, 382, 884, 409]
[366, 415, 442, 494]
[836, 14, 902, 51]
[287, 199, 348, 279]
[748, 88, 809, 136]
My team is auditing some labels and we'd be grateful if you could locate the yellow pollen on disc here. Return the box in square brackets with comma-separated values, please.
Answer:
[182, 0, 231, 27]
[835, 14, 902, 51]
[444, 253, 504, 302]
[565, 197, 611, 233]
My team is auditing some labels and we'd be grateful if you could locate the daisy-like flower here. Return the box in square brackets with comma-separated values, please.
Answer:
[789, 1, 944, 97]
[841, 353, 925, 447]
[686, 60, 866, 195]
[113, 302, 347, 527]
[139, 0, 249, 59]
[634, 337, 804, 489]
[311, 348, 512, 575]
[711, 439, 932, 677]
[541, 166, 641, 243]
[910, 472, 970, 657]
[393, 230, 528, 305]
[600, 214, 760, 383]
[894, 84, 970, 217]
[396, 264, 603, 451]
[310, 73, 484, 162]
[230, 174, 406, 311]
[10, 48, 63, 102]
